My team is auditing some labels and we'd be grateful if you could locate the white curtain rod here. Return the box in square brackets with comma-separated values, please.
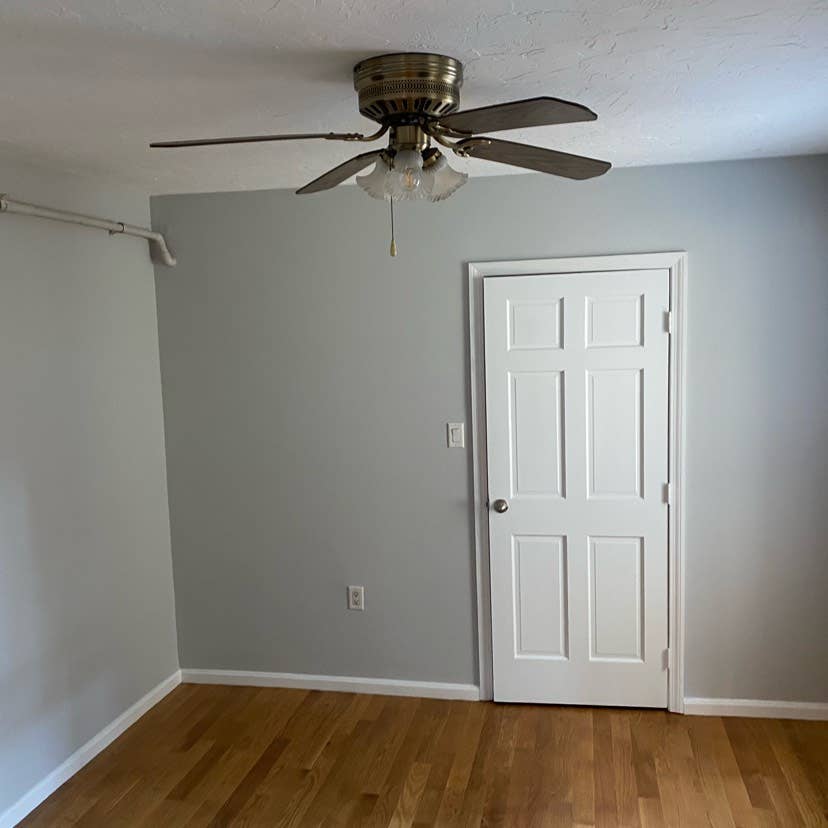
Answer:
[0, 194, 176, 267]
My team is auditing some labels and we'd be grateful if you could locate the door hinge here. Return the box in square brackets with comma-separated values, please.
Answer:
[663, 482, 672, 504]
[663, 647, 671, 671]
[664, 310, 672, 334]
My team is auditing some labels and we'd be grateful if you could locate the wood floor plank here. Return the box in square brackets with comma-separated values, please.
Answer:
[387, 761, 431, 828]
[205, 735, 289, 827]
[268, 694, 377, 828]
[557, 706, 596, 826]
[685, 716, 737, 828]
[593, 709, 619, 828]
[479, 703, 520, 827]
[725, 718, 775, 813]
[296, 714, 384, 825]
[321, 697, 418, 826]
[611, 712, 641, 828]
[456, 704, 502, 827]
[433, 701, 487, 825]
[409, 703, 457, 827]
[766, 720, 825, 826]
[17, 685, 828, 828]
[363, 698, 449, 827]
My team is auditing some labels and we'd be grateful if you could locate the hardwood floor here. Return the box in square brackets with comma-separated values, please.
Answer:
[20, 684, 827, 827]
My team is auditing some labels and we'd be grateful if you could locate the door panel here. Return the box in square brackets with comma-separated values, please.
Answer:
[510, 300, 563, 350]
[586, 294, 644, 348]
[588, 535, 643, 661]
[484, 270, 669, 707]
[586, 368, 642, 499]
[510, 371, 565, 497]
[513, 535, 568, 658]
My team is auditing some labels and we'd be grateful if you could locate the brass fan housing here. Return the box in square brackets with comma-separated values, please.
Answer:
[353, 53, 463, 124]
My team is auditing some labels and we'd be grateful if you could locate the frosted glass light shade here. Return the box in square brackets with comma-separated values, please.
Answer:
[385, 150, 424, 200]
[423, 154, 468, 202]
[356, 157, 392, 200]
[392, 150, 423, 191]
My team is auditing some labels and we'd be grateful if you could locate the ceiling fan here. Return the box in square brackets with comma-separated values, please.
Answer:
[151, 53, 610, 253]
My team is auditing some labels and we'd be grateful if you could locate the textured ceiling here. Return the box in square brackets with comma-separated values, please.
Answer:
[1, 0, 826, 194]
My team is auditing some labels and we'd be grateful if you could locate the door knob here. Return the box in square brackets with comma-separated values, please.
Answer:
[492, 499, 509, 513]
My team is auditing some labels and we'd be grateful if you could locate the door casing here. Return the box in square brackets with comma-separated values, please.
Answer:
[468, 252, 688, 712]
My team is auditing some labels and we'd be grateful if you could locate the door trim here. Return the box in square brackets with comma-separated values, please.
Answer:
[468, 252, 688, 712]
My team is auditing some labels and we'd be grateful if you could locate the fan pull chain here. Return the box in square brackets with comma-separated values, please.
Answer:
[389, 198, 397, 257]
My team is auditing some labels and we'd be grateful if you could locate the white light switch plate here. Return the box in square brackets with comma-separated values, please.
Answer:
[447, 422, 465, 448]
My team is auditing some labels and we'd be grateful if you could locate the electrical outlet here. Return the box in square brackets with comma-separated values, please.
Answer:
[347, 585, 364, 611]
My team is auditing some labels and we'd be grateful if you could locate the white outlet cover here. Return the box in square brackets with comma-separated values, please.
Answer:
[347, 585, 364, 611]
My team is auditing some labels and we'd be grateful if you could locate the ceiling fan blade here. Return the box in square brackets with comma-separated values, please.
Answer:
[437, 97, 596, 136]
[296, 150, 384, 194]
[456, 137, 610, 180]
[150, 131, 368, 149]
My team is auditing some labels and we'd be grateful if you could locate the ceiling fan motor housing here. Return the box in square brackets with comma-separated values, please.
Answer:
[353, 53, 463, 124]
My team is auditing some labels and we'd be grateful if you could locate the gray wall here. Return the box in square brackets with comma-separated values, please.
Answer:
[152, 155, 828, 702]
[0, 160, 179, 816]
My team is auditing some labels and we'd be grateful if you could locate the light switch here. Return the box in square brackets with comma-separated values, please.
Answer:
[447, 422, 465, 448]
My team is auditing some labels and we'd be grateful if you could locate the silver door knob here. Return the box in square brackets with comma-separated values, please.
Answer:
[492, 499, 509, 513]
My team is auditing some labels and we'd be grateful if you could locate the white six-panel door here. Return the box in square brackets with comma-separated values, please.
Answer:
[484, 270, 670, 707]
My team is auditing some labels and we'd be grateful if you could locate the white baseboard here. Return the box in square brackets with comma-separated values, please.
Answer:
[684, 697, 828, 720]
[0, 670, 182, 828]
[180, 668, 480, 701]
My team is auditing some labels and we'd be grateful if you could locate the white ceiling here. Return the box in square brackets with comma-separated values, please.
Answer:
[1, 0, 826, 194]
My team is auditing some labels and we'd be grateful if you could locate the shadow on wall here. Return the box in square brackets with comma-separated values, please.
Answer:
[0, 491, 114, 810]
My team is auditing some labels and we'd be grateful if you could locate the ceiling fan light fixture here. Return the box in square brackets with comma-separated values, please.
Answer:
[356, 150, 467, 203]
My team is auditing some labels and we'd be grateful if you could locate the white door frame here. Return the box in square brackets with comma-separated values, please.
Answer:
[468, 252, 688, 712]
